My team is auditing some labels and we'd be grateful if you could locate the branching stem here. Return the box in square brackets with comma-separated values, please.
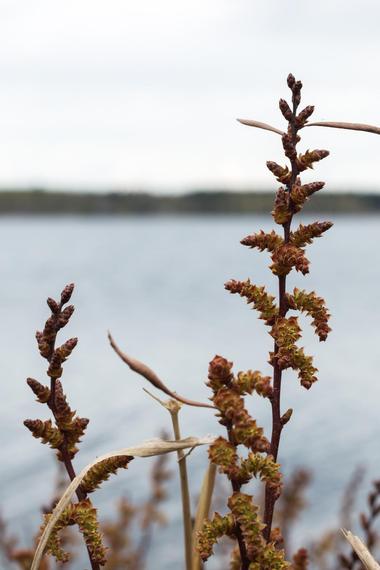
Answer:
[263, 98, 299, 542]
[46, 307, 100, 570]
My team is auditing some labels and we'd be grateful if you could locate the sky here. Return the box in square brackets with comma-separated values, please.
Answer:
[0, 0, 379, 192]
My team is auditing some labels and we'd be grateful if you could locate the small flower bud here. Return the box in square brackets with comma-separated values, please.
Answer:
[61, 283, 75, 305]
[58, 337, 78, 359]
[279, 98, 292, 121]
[47, 351, 63, 379]
[208, 355, 233, 387]
[266, 161, 291, 185]
[47, 297, 60, 314]
[287, 73, 296, 89]
[35, 330, 51, 358]
[26, 377, 50, 403]
[55, 380, 75, 427]
[296, 105, 314, 126]
[282, 133, 297, 161]
[58, 305, 75, 328]
[296, 149, 329, 172]
[281, 408, 293, 425]
[24, 418, 43, 433]
[293, 80, 303, 106]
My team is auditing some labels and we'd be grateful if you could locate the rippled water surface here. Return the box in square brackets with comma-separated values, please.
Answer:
[1, 214, 379, 568]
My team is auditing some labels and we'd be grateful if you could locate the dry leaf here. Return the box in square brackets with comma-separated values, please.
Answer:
[32, 436, 214, 570]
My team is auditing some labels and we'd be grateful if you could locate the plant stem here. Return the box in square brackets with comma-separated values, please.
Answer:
[263, 99, 299, 542]
[48, 380, 100, 570]
[192, 461, 217, 570]
[47, 313, 100, 570]
[168, 401, 193, 570]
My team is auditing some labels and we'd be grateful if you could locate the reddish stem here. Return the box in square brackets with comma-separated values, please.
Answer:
[263, 98, 299, 542]
[46, 306, 100, 570]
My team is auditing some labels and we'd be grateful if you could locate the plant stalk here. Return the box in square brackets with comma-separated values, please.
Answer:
[192, 461, 217, 570]
[168, 401, 193, 570]
[263, 97, 299, 542]
[47, 315, 100, 570]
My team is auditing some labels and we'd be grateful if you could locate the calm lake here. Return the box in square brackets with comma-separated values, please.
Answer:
[1, 214, 379, 568]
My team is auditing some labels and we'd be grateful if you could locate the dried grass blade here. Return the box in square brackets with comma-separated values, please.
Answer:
[342, 529, 380, 569]
[237, 118, 284, 135]
[169, 403, 193, 570]
[305, 121, 380, 135]
[192, 462, 217, 570]
[31, 436, 214, 570]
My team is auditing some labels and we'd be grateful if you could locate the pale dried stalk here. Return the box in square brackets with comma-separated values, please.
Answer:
[236, 118, 284, 135]
[305, 121, 380, 135]
[143, 389, 193, 570]
[342, 529, 380, 570]
[169, 401, 193, 570]
[237, 118, 380, 137]
[192, 461, 217, 570]
[108, 332, 214, 409]
[31, 436, 214, 570]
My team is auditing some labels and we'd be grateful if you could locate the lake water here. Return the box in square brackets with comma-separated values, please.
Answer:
[1, 214, 379, 568]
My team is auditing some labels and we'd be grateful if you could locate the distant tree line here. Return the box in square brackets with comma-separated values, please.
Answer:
[0, 189, 379, 215]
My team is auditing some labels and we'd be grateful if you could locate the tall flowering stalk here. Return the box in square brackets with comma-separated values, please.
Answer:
[197, 74, 333, 569]
[251, 74, 332, 538]
[24, 285, 133, 569]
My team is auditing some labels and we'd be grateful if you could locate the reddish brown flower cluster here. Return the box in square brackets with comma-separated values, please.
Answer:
[24, 284, 89, 462]
[199, 74, 333, 568]
[24, 285, 131, 569]
[81, 456, 134, 494]
[197, 356, 287, 569]
[43, 499, 106, 565]
[287, 288, 331, 342]
[225, 279, 278, 325]
[290, 221, 332, 247]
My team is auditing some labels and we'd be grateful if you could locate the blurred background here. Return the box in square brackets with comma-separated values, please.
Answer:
[0, 1, 380, 568]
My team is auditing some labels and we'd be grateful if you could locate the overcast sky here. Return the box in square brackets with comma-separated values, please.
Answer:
[0, 0, 379, 192]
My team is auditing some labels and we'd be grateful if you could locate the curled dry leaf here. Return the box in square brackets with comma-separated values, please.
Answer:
[108, 332, 214, 409]
[31, 436, 214, 570]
